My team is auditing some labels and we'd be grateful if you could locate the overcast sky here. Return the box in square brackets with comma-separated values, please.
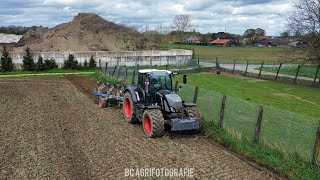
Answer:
[0, 0, 293, 36]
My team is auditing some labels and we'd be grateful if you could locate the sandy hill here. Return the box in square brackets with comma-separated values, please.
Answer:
[15, 13, 145, 52]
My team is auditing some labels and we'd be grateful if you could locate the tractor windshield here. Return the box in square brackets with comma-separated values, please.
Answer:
[149, 71, 172, 92]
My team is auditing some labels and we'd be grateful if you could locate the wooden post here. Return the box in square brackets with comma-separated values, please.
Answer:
[313, 65, 320, 86]
[219, 95, 226, 129]
[174, 81, 179, 90]
[136, 64, 139, 73]
[117, 66, 122, 78]
[104, 62, 108, 76]
[131, 70, 136, 84]
[166, 64, 169, 70]
[232, 60, 236, 74]
[294, 65, 301, 84]
[111, 65, 117, 77]
[193, 86, 199, 104]
[258, 62, 264, 78]
[254, 105, 264, 143]
[99, 59, 101, 72]
[275, 63, 283, 80]
[312, 122, 320, 165]
[244, 60, 249, 76]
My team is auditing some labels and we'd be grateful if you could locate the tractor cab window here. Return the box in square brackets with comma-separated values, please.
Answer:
[149, 71, 171, 92]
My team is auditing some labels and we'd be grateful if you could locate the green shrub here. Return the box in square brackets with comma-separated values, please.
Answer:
[89, 55, 96, 69]
[83, 60, 88, 69]
[22, 47, 35, 71]
[36, 56, 44, 71]
[63, 54, 78, 70]
[0, 46, 14, 72]
[43, 59, 58, 70]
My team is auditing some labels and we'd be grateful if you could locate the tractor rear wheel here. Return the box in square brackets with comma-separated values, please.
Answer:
[185, 107, 201, 133]
[142, 109, 165, 138]
[123, 92, 138, 123]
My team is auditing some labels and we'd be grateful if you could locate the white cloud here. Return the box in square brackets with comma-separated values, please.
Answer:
[0, 0, 293, 36]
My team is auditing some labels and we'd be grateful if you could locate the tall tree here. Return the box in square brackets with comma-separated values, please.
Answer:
[22, 47, 35, 71]
[286, 0, 320, 65]
[255, 28, 266, 36]
[243, 29, 255, 38]
[171, 14, 193, 44]
[0, 46, 14, 72]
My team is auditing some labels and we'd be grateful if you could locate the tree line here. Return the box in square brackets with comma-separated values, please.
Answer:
[0, 46, 97, 72]
[0, 26, 34, 35]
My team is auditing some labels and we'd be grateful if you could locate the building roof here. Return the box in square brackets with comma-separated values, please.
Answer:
[186, 36, 199, 41]
[210, 39, 232, 44]
[0, 33, 23, 43]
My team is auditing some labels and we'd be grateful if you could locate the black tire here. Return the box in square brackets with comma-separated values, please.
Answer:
[185, 106, 201, 133]
[142, 109, 165, 138]
[123, 92, 138, 123]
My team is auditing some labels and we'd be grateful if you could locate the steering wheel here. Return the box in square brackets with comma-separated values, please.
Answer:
[153, 83, 162, 91]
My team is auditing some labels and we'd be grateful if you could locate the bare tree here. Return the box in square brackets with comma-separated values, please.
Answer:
[171, 14, 193, 44]
[286, 0, 320, 65]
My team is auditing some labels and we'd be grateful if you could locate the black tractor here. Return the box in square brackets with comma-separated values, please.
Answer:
[122, 69, 201, 138]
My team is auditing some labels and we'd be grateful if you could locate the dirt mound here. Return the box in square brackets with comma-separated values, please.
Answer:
[15, 13, 145, 52]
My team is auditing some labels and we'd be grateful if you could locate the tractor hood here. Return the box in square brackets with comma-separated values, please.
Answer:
[160, 90, 183, 112]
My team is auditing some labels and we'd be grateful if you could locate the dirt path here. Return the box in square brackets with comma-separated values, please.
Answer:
[0, 77, 281, 179]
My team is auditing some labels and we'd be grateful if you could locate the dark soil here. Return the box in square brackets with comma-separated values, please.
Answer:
[0, 77, 281, 179]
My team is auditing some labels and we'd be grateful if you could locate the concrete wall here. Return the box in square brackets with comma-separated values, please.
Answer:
[6, 50, 193, 69]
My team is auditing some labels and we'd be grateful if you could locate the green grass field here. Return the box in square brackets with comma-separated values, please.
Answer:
[256, 65, 320, 78]
[161, 44, 289, 63]
[176, 73, 320, 118]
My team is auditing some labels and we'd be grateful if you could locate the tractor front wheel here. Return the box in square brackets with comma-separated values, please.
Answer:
[123, 92, 138, 123]
[142, 109, 165, 138]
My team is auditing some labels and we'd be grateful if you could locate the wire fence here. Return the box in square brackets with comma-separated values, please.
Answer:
[202, 58, 320, 87]
[177, 83, 320, 163]
[98, 59, 200, 85]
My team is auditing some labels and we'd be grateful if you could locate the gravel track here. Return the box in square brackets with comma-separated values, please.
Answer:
[0, 77, 281, 179]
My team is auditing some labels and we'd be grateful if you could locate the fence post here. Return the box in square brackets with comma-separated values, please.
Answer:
[117, 66, 122, 79]
[104, 62, 108, 76]
[312, 122, 320, 165]
[219, 95, 227, 129]
[193, 86, 199, 104]
[99, 59, 101, 72]
[275, 63, 283, 80]
[294, 65, 301, 84]
[174, 81, 179, 90]
[166, 64, 169, 70]
[313, 65, 320, 86]
[136, 64, 139, 73]
[254, 105, 264, 143]
[131, 70, 136, 84]
[232, 60, 236, 74]
[258, 62, 264, 78]
[244, 60, 249, 76]
[111, 65, 117, 77]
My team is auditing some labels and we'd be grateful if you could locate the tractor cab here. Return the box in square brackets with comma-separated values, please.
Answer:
[137, 69, 174, 104]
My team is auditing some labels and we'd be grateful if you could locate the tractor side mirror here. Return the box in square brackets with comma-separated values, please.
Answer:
[183, 74, 187, 84]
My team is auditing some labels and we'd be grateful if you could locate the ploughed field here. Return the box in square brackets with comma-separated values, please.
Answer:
[0, 76, 280, 179]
